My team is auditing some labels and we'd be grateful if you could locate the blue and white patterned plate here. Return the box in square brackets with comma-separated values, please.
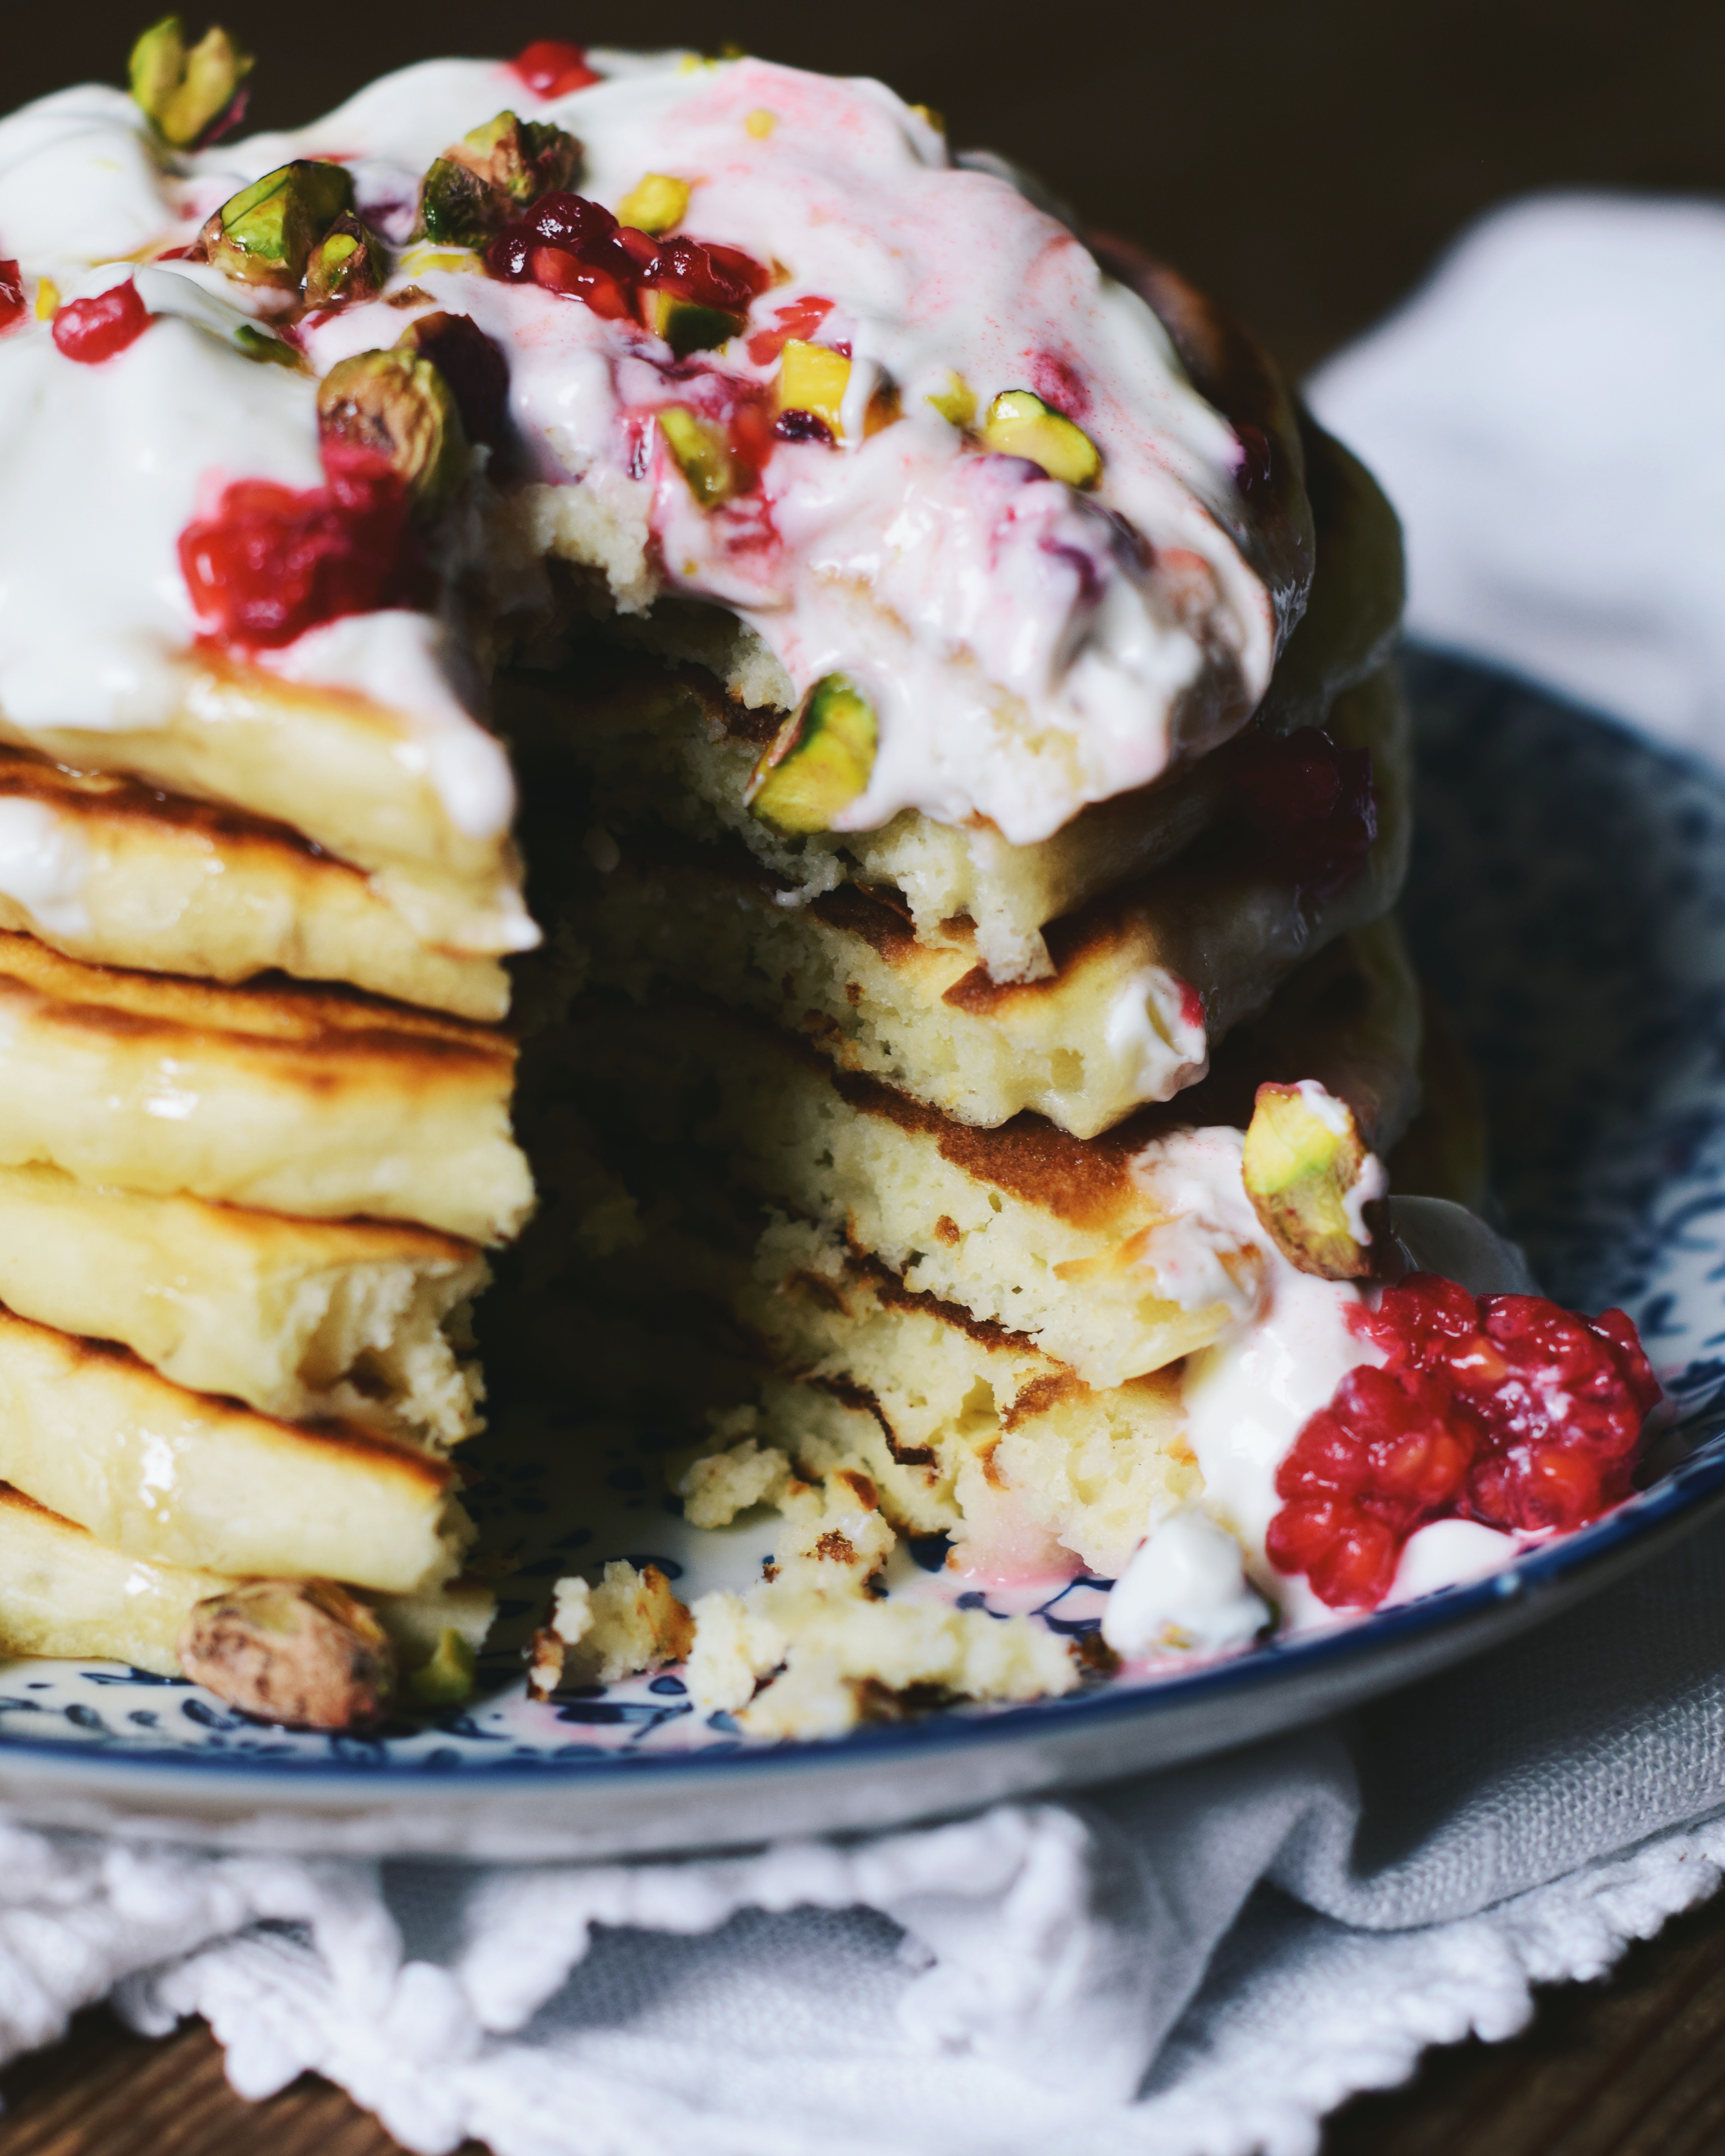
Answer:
[4, 649, 1725, 1859]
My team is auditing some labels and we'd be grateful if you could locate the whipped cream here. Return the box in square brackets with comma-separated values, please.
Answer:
[0, 53, 1282, 849]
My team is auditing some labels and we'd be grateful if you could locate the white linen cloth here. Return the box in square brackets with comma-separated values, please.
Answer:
[6, 193, 1725, 2155]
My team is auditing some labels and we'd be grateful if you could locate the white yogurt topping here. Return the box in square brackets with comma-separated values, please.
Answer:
[0, 796, 90, 939]
[1101, 1503, 1270, 1660]
[0, 53, 1280, 849]
[1385, 1517, 1522, 1604]
[1104, 968, 1210, 1106]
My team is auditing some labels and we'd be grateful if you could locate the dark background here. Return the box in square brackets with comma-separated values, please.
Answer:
[14, 1, 1725, 378]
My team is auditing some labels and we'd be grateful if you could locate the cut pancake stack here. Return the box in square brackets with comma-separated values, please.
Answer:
[516, 360, 1429, 1731]
[0, 674, 533, 1708]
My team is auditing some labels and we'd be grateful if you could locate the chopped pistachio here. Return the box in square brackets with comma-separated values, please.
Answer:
[617, 172, 691, 235]
[748, 673, 878, 834]
[744, 108, 778, 139]
[317, 347, 467, 508]
[201, 160, 354, 290]
[982, 389, 1102, 488]
[304, 211, 380, 308]
[407, 1625, 477, 1706]
[641, 285, 745, 358]
[658, 404, 734, 505]
[33, 278, 59, 321]
[232, 321, 300, 367]
[926, 370, 976, 429]
[396, 245, 484, 280]
[421, 110, 582, 243]
[177, 1578, 395, 1732]
[129, 17, 252, 149]
[1242, 1079, 1385, 1280]
[779, 337, 851, 435]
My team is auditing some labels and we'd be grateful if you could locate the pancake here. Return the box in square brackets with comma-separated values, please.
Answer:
[576, 665, 1408, 1138]
[0, 1483, 495, 1679]
[555, 920, 1422, 1391]
[0, 1161, 484, 1441]
[669, 1214, 1199, 1580]
[0, 753, 514, 1018]
[504, 418, 1401, 988]
[0, 931, 531, 1241]
[0, 651, 531, 965]
[0, 1307, 464, 1591]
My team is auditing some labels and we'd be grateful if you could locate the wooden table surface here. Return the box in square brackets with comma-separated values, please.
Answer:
[9, 1, 1725, 2148]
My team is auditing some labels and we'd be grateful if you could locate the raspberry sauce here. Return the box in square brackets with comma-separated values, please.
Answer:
[51, 279, 150, 364]
[1266, 1274, 1659, 1609]
[178, 445, 429, 650]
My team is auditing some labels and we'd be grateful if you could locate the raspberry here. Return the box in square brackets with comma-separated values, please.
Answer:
[178, 446, 429, 649]
[1267, 1273, 1658, 1610]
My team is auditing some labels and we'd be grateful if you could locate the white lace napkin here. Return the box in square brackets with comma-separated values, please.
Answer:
[7, 193, 1725, 2156]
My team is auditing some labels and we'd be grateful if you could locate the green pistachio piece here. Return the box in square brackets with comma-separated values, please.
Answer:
[317, 347, 467, 508]
[408, 1626, 478, 1706]
[177, 1579, 395, 1732]
[1242, 1079, 1385, 1280]
[129, 16, 253, 149]
[304, 211, 380, 308]
[658, 404, 734, 506]
[201, 160, 354, 290]
[747, 673, 878, 834]
[981, 389, 1102, 489]
[418, 157, 496, 248]
[642, 286, 746, 358]
[420, 110, 583, 243]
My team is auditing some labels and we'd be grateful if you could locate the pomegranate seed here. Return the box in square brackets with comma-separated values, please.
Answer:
[774, 408, 836, 445]
[747, 295, 834, 366]
[512, 39, 602, 96]
[0, 261, 24, 334]
[528, 191, 618, 252]
[52, 278, 150, 364]
[529, 248, 634, 319]
[1267, 1272, 1658, 1611]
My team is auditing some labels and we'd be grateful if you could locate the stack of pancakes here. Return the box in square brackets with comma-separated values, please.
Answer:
[509, 263, 1434, 1728]
[0, 668, 533, 1702]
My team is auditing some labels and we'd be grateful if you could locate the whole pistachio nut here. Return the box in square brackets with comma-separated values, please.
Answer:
[129, 16, 253, 148]
[201, 159, 354, 289]
[1242, 1079, 1387, 1280]
[317, 347, 467, 508]
[304, 211, 380, 308]
[397, 310, 510, 448]
[418, 156, 496, 248]
[748, 672, 879, 834]
[420, 110, 582, 242]
[178, 1578, 396, 1732]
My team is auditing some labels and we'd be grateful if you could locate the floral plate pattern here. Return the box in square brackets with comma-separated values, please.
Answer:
[3, 650, 1725, 1857]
